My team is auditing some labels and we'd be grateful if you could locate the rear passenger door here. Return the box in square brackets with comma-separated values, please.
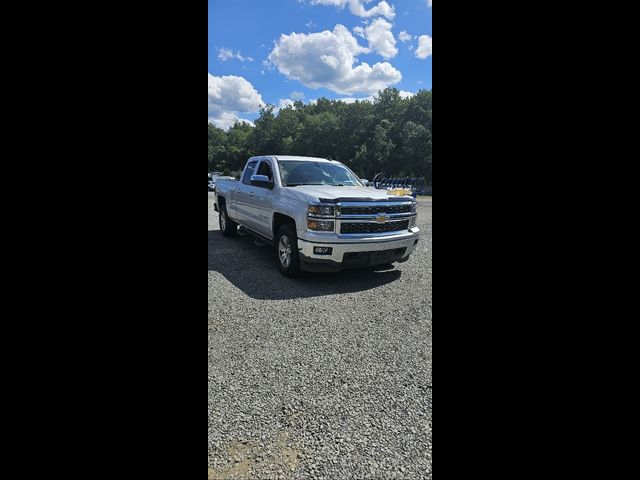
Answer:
[249, 159, 276, 238]
[235, 160, 257, 225]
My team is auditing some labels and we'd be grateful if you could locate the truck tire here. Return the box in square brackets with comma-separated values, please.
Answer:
[275, 224, 301, 277]
[219, 205, 237, 237]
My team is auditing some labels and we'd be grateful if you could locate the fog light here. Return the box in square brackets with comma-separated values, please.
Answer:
[314, 247, 333, 255]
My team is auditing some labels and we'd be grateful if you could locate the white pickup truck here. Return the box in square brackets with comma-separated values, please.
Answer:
[214, 156, 420, 276]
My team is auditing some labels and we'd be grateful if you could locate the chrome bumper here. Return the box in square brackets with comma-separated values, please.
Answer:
[297, 227, 420, 271]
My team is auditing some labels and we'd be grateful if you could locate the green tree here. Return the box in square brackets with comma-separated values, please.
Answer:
[252, 105, 278, 154]
[209, 88, 432, 184]
[208, 123, 230, 172]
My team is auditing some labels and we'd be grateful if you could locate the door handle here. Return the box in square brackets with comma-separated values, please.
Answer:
[249, 191, 255, 196]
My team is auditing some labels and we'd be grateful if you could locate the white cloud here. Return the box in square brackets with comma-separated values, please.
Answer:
[398, 30, 412, 42]
[290, 91, 305, 100]
[310, 0, 395, 20]
[357, 18, 397, 59]
[336, 95, 375, 103]
[274, 98, 303, 115]
[217, 48, 234, 61]
[208, 74, 263, 130]
[348, 0, 395, 19]
[236, 52, 253, 62]
[336, 90, 413, 103]
[207, 111, 241, 130]
[427, 0, 432, 6]
[217, 47, 253, 62]
[415, 35, 432, 59]
[311, 0, 343, 5]
[268, 24, 401, 95]
[278, 98, 295, 109]
[262, 59, 275, 71]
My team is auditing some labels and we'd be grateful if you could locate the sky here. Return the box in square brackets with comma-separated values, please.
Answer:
[208, 0, 432, 129]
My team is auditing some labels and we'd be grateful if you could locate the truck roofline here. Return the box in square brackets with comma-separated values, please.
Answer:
[253, 155, 338, 163]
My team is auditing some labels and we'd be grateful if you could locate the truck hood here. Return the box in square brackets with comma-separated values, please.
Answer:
[289, 185, 404, 202]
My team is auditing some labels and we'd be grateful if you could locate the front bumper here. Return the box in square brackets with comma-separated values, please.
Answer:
[297, 227, 420, 272]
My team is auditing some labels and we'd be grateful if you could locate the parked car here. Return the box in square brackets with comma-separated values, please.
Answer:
[214, 156, 420, 276]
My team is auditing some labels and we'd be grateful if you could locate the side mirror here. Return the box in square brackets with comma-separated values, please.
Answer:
[360, 179, 370, 186]
[251, 175, 274, 189]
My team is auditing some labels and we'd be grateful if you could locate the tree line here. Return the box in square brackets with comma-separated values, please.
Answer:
[208, 88, 431, 183]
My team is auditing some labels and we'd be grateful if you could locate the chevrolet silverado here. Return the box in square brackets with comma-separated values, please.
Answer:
[214, 156, 420, 277]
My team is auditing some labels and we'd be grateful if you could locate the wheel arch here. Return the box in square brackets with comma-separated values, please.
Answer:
[272, 212, 296, 237]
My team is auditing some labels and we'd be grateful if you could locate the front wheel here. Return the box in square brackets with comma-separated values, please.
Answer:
[219, 206, 237, 237]
[275, 224, 301, 277]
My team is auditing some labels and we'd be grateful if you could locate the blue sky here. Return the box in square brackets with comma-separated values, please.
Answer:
[208, 0, 432, 129]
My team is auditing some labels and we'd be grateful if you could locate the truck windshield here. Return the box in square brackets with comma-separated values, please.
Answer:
[278, 160, 363, 187]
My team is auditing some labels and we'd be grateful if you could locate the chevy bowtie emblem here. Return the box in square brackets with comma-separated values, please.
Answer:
[375, 213, 387, 223]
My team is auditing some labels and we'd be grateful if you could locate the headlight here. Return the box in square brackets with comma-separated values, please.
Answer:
[308, 205, 335, 216]
[307, 219, 335, 232]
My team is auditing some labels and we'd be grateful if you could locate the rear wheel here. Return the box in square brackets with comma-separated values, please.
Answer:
[275, 224, 301, 277]
[219, 205, 237, 237]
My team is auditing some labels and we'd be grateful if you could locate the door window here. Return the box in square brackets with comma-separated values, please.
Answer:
[255, 160, 274, 187]
[242, 161, 258, 185]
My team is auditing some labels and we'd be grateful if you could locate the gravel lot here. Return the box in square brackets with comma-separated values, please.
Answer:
[208, 193, 432, 479]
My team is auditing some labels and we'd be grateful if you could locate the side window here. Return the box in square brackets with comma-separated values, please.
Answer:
[256, 161, 273, 182]
[242, 161, 257, 185]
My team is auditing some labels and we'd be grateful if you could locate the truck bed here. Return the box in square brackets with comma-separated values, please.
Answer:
[214, 178, 239, 218]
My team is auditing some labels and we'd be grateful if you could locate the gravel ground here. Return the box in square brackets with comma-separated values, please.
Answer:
[208, 192, 432, 479]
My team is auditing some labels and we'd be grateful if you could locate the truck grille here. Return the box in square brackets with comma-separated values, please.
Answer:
[340, 204, 411, 215]
[340, 220, 409, 234]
